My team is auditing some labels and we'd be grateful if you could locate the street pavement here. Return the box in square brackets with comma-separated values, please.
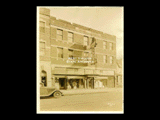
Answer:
[40, 88, 123, 112]
[60, 88, 123, 96]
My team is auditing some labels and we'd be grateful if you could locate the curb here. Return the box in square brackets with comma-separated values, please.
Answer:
[63, 91, 109, 96]
[62, 89, 122, 96]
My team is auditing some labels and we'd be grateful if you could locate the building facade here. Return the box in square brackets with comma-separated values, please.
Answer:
[39, 8, 117, 90]
[115, 59, 122, 87]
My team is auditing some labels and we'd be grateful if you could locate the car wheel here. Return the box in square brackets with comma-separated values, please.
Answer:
[53, 91, 61, 98]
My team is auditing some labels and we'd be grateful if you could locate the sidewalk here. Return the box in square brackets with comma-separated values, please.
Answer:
[61, 88, 122, 96]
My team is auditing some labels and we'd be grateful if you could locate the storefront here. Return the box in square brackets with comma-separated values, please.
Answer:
[53, 75, 96, 90]
[94, 76, 107, 88]
[54, 76, 85, 90]
[67, 76, 84, 89]
[115, 73, 122, 87]
[52, 67, 116, 89]
[94, 76, 115, 88]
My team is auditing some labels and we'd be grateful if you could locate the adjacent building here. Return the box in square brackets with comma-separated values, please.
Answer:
[115, 59, 123, 87]
[39, 8, 118, 90]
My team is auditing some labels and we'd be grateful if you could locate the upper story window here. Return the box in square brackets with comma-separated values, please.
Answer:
[84, 52, 89, 61]
[109, 42, 113, 50]
[57, 29, 63, 40]
[110, 56, 113, 64]
[40, 41, 45, 55]
[40, 21, 45, 33]
[68, 32, 74, 43]
[103, 41, 107, 49]
[57, 47, 63, 58]
[103, 55, 107, 63]
[84, 36, 89, 46]
[68, 49, 73, 59]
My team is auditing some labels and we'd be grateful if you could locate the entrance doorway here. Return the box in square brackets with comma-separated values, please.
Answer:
[41, 70, 47, 86]
[59, 78, 66, 89]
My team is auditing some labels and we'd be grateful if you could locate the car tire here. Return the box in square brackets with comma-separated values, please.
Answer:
[53, 91, 61, 98]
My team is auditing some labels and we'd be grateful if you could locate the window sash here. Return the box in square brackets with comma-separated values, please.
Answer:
[57, 29, 63, 40]
[68, 37, 73, 42]
[40, 21, 45, 27]
[68, 49, 73, 59]
[105, 55, 107, 63]
[84, 52, 89, 57]
[109, 43, 113, 50]
[40, 42, 45, 55]
[40, 42, 45, 49]
[103, 56, 106, 63]
[103, 55, 107, 63]
[57, 29, 63, 35]
[40, 21, 45, 33]
[110, 56, 113, 64]
[68, 32, 73, 37]
[84, 52, 89, 61]
[57, 48, 63, 58]
[103, 42, 105, 49]
[57, 35, 63, 40]
[84, 36, 88, 46]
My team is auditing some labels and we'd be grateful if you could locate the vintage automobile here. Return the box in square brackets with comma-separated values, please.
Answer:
[40, 83, 63, 98]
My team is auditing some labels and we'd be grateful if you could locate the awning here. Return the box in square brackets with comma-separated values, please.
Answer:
[67, 76, 84, 79]
[54, 76, 66, 79]
[94, 77, 108, 80]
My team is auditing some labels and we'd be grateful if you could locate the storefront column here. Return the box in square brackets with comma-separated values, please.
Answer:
[65, 78, 68, 90]
[84, 78, 86, 88]
[87, 78, 89, 89]
[92, 78, 94, 89]
[79, 79, 81, 88]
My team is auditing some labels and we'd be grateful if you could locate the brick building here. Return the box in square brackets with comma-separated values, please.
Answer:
[39, 8, 117, 90]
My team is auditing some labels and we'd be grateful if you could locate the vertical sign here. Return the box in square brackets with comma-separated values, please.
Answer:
[90, 37, 97, 65]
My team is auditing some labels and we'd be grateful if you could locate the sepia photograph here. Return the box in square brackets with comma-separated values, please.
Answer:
[36, 6, 124, 114]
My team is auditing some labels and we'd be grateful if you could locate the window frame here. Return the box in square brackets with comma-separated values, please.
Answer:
[110, 56, 113, 64]
[103, 41, 107, 49]
[40, 41, 45, 55]
[57, 47, 63, 59]
[68, 49, 74, 59]
[39, 21, 45, 33]
[84, 36, 89, 46]
[68, 32, 74, 43]
[109, 42, 113, 50]
[84, 52, 89, 61]
[57, 29, 63, 41]
[103, 55, 107, 63]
